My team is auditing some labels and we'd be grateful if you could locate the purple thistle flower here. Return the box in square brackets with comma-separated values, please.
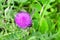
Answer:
[15, 11, 32, 29]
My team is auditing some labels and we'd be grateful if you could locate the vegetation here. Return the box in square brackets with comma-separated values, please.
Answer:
[0, 0, 60, 40]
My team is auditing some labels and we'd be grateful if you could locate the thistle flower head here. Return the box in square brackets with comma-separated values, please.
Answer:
[15, 11, 32, 29]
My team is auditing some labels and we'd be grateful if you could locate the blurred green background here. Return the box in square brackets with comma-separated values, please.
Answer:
[0, 0, 60, 40]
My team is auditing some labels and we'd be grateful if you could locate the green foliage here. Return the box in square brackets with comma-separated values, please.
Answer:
[39, 17, 49, 34]
[0, 0, 60, 40]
